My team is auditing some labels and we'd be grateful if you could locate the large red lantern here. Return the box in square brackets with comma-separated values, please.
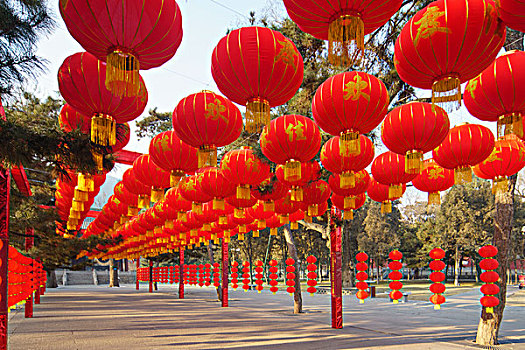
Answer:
[251, 177, 289, 212]
[302, 180, 331, 216]
[473, 135, 525, 194]
[197, 167, 236, 211]
[312, 71, 389, 155]
[58, 52, 148, 147]
[321, 135, 374, 188]
[149, 131, 199, 187]
[394, 0, 506, 111]
[260, 114, 321, 182]
[283, 0, 402, 66]
[433, 123, 495, 184]
[221, 147, 271, 200]
[381, 102, 450, 174]
[329, 169, 370, 205]
[371, 151, 417, 199]
[464, 51, 525, 139]
[172, 91, 243, 167]
[367, 177, 406, 214]
[179, 174, 213, 214]
[412, 159, 454, 205]
[133, 155, 171, 203]
[211, 27, 304, 132]
[497, 0, 525, 32]
[60, 0, 182, 97]
[122, 168, 151, 209]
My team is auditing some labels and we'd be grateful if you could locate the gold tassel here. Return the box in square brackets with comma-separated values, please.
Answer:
[328, 14, 364, 67]
[270, 228, 277, 236]
[219, 215, 227, 225]
[253, 230, 260, 238]
[211, 233, 217, 241]
[343, 210, 354, 220]
[236, 184, 251, 200]
[279, 215, 289, 224]
[203, 223, 211, 231]
[92, 150, 104, 172]
[290, 187, 303, 202]
[344, 196, 356, 210]
[151, 188, 165, 203]
[78, 173, 94, 192]
[304, 215, 312, 223]
[263, 200, 275, 212]
[308, 204, 319, 217]
[170, 170, 184, 188]
[492, 177, 509, 194]
[245, 98, 270, 133]
[454, 166, 472, 184]
[498, 112, 523, 139]
[67, 219, 78, 231]
[192, 202, 203, 215]
[428, 192, 441, 206]
[238, 233, 245, 241]
[432, 75, 461, 112]
[213, 198, 225, 211]
[234, 208, 244, 218]
[340, 172, 356, 189]
[198, 146, 217, 168]
[340, 131, 361, 156]
[239, 224, 247, 233]
[120, 215, 129, 224]
[284, 160, 301, 182]
[380, 201, 392, 214]
[69, 208, 81, 220]
[91, 113, 116, 147]
[165, 220, 174, 229]
[257, 219, 266, 229]
[74, 187, 89, 202]
[106, 49, 140, 97]
[128, 206, 139, 216]
[405, 150, 423, 174]
[138, 195, 150, 209]
[178, 212, 188, 222]
[113, 221, 121, 230]
[291, 222, 298, 230]
[388, 185, 403, 200]
[190, 229, 198, 237]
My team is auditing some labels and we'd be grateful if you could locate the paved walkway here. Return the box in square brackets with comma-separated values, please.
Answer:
[7, 284, 525, 349]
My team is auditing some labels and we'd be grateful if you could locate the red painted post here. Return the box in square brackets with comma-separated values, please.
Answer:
[0, 167, 11, 349]
[136, 257, 140, 290]
[24, 228, 34, 318]
[148, 260, 153, 293]
[34, 258, 41, 304]
[221, 240, 229, 307]
[330, 208, 343, 329]
[179, 248, 184, 299]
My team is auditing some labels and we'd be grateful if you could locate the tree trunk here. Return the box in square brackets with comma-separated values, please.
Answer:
[207, 242, 222, 301]
[109, 259, 119, 287]
[376, 258, 380, 284]
[476, 174, 517, 345]
[454, 245, 460, 286]
[341, 223, 356, 288]
[283, 226, 302, 314]
[46, 269, 58, 288]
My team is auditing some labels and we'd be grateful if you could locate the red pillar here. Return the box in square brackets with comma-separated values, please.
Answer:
[330, 208, 343, 329]
[148, 260, 153, 293]
[34, 258, 41, 304]
[179, 248, 184, 299]
[0, 168, 11, 350]
[136, 257, 140, 290]
[221, 240, 229, 307]
[24, 228, 34, 318]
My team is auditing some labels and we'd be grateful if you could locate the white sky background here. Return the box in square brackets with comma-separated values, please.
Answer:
[31, 0, 523, 208]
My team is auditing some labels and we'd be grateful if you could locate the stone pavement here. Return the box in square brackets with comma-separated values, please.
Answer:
[7, 284, 525, 350]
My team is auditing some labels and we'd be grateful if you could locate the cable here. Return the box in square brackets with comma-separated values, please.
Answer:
[161, 67, 212, 87]
[208, 0, 250, 19]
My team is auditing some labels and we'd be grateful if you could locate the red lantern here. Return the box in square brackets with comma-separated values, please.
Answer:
[221, 147, 271, 200]
[433, 123, 495, 184]
[242, 261, 251, 292]
[302, 180, 331, 217]
[412, 159, 454, 205]
[60, 0, 182, 97]
[268, 260, 279, 294]
[260, 115, 321, 182]
[289, 210, 305, 230]
[211, 27, 304, 132]
[478, 245, 500, 313]
[285, 258, 296, 295]
[331, 193, 366, 220]
[274, 192, 302, 225]
[306, 255, 318, 296]
[372, 151, 417, 199]
[381, 102, 450, 174]
[367, 177, 406, 214]
[58, 52, 148, 147]
[464, 51, 525, 139]
[225, 194, 257, 218]
[429, 248, 446, 310]
[388, 250, 403, 304]
[266, 215, 282, 236]
[254, 260, 264, 293]
[59, 104, 90, 134]
[276, 161, 321, 201]
[197, 167, 236, 213]
[212, 262, 221, 289]
[497, 0, 525, 33]
[321, 135, 374, 188]
[394, 0, 506, 111]
[133, 155, 171, 203]
[329, 169, 370, 207]
[283, 0, 402, 66]
[149, 131, 199, 187]
[179, 174, 213, 214]
[312, 71, 389, 155]
[230, 261, 239, 290]
[247, 201, 274, 231]
[251, 177, 289, 212]
[173, 91, 243, 167]
[473, 135, 525, 194]
[355, 252, 369, 303]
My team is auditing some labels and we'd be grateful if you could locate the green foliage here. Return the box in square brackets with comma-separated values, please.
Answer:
[135, 108, 172, 140]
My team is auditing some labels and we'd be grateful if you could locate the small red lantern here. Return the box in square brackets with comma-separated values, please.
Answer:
[230, 261, 239, 290]
[254, 260, 264, 293]
[268, 260, 279, 295]
[331, 193, 366, 220]
[479, 245, 500, 314]
[412, 159, 454, 205]
[355, 252, 369, 303]
[198, 167, 236, 211]
[285, 258, 296, 295]
[371, 151, 417, 199]
[367, 177, 405, 214]
[429, 248, 446, 310]
[198, 264, 205, 287]
[212, 263, 221, 289]
[306, 255, 318, 296]
[242, 261, 251, 292]
[133, 155, 171, 203]
[302, 180, 331, 216]
[122, 168, 151, 209]
[276, 161, 321, 201]
[329, 169, 370, 208]
[274, 192, 303, 225]
[179, 174, 213, 214]
[251, 177, 289, 212]
[388, 250, 403, 304]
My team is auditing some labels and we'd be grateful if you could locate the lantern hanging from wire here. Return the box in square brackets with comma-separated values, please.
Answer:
[230, 261, 239, 290]
[412, 159, 454, 206]
[371, 151, 417, 199]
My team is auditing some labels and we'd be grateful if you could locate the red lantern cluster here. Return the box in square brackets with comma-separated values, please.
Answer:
[173, 266, 180, 285]
[7, 246, 46, 308]
[198, 264, 205, 287]
[254, 260, 264, 293]
[479, 245, 500, 314]
[429, 248, 446, 310]
[204, 264, 212, 287]
[388, 250, 403, 304]
[268, 260, 279, 294]
[306, 255, 318, 296]
[230, 261, 239, 290]
[242, 261, 251, 292]
[285, 258, 296, 295]
[212, 263, 221, 289]
[355, 252, 369, 303]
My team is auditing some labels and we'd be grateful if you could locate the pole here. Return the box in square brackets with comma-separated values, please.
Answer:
[136, 257, 140, 290]
[263, 234, 272, 283]
[221, 239, 229, 307]
[330, 208, 343, 329]
[179, 247, 184, 299]
[0, 167, 11, 349]
[24, 228, 34, 318]
[34, 258, 41, 304]
[148, 260, 153, 293]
